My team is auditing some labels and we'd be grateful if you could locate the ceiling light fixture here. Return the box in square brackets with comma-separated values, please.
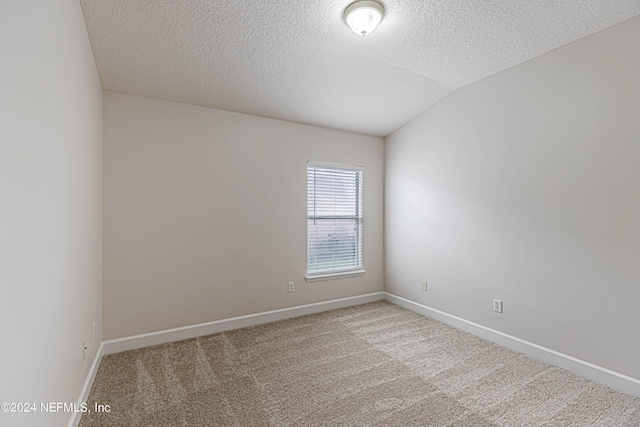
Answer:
[344, 0, 385, 36]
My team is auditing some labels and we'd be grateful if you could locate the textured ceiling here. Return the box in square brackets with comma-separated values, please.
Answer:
[80, 0, 640, 137]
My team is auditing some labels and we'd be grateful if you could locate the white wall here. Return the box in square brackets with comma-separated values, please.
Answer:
[385, 16, 640, 380]
[103, 92, 384, 340]
[0, 1, 103, 426]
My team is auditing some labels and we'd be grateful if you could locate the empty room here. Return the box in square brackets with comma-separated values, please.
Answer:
[2, 0, 640, 426]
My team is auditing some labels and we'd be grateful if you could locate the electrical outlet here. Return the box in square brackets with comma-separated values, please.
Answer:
[288, 281, 294, 293]
[421, 280, 427, 291]
[493, 299, 503, 313]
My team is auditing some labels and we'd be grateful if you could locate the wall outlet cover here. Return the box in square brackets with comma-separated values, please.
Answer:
[493, 299, 503, 313]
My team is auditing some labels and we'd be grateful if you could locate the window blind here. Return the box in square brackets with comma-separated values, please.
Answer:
[307, 161, 363, 276]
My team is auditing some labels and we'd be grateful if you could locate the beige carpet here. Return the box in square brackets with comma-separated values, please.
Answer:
[80, 301, 640, 426]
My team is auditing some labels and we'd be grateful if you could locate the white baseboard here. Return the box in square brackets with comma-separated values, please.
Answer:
[69, 293, 384, 426]
[67, 342, 104, 427]
[103, 292, 385, 355]
[384, 292, 640, 398]
[71, 289, 637, 425]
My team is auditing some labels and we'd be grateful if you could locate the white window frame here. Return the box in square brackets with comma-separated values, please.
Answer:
[305, 161, 365, 282]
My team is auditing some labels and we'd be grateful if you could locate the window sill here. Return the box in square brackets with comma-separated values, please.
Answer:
[305, 269, 366, 283]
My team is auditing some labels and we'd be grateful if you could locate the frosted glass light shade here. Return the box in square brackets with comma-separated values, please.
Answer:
[344, 1, 384, 36]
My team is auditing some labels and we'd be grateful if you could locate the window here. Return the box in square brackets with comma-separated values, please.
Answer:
[306, 161, 364, 281]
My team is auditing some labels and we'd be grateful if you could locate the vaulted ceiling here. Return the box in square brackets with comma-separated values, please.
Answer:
[80, 0, 640, 136]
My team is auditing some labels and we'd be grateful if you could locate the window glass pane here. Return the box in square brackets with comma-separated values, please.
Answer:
[308, 219, 359, 272]
[308, 169, 359, 217]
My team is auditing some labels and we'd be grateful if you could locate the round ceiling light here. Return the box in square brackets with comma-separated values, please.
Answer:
[344, 0, 385, 36]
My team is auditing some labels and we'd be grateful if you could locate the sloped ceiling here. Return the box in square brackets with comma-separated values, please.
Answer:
[80, 0, 640, 136]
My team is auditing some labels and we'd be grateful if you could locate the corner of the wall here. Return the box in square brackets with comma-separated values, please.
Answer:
[67, 342, 104, 427]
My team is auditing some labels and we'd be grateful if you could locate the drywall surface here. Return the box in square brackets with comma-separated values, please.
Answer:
[385, 16, 640, 380]
[0, 1, 103, 426]
[103, 92, 384, 340]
